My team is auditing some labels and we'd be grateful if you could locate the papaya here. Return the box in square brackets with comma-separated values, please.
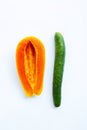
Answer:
[16, 36, 45, 97]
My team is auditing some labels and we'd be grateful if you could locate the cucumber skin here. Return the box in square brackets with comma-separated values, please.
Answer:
[53, 32, 65, 107]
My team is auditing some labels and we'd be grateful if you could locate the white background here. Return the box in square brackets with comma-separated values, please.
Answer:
[0, 0, 87, 129]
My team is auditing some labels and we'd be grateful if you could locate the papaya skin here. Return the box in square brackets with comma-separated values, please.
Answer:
[16, 36, 45, 97]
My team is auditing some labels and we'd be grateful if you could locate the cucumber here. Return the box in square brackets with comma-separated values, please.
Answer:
[53, 32, 65, 107]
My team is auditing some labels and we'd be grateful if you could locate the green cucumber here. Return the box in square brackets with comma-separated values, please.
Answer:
[53, 32, 65, 107]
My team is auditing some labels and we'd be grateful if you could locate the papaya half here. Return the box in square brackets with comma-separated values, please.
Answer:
[16, 36, 45, 97]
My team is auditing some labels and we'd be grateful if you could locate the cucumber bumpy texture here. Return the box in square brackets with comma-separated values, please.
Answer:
[53, 32, 65, 107]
